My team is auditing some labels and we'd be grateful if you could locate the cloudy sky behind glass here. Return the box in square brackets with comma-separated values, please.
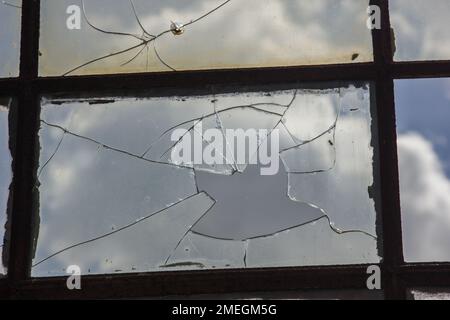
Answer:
[396, 78, 450, 262]
[390, 0, 450, 61]
[30, 86, 379, 276]
[39, 0, 373, 75]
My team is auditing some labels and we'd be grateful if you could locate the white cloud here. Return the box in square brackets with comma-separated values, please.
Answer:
[397, 132, 450, 262]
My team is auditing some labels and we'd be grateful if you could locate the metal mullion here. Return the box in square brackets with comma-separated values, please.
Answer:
[1, 58, 449, 96]
[33, 62, 378, 95]
[0, 278, 8, 298]
[12, 265, 372, 300]
[370, 0, 405, 299]
[0, 79, 21, 96]
[399, 263, 450, 288]
[7, 0, 41, 295]
[392, 60, 450, 79]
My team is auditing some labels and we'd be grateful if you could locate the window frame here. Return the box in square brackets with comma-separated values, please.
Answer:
[1, 0, 450, 300]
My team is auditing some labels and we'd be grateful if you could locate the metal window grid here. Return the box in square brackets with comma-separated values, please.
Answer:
[0, 0, 449, 300]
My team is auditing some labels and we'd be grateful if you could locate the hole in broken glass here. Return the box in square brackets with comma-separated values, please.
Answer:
[33, 85, 379, 275]
[62, 0, 232, 75]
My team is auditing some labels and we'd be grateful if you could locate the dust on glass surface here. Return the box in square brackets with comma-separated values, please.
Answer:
[0, 98, 13, 276]
[395, 78, 450, 262]
[32, 83, 380, 276]
[39, 0, 373, 76]
[390, 0, 450, 61]
[0, 1, 22, 78]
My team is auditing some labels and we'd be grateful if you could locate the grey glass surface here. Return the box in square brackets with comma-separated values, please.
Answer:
[395, 78, 450, 262]
[0, 98, 13, 276]
[33, 83, 380, 277]
[390, 0, 450, 61]
[0, 0, 22, 78]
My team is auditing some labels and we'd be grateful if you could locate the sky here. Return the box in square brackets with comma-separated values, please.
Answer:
[395, 78, 450, 262]
[0, 0, 450, 277]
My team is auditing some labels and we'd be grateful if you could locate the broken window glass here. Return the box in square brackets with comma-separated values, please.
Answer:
[395, 78, 450, 262]
[39, 0, 373, 76]
[33, 82, 380, 277]
[390, 0, 450, 61]
[0, 0, 22, 78]
[0, 98, 13, 276]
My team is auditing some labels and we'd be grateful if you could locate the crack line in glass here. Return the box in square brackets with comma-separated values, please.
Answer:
[63, 0, 233, 76]
[34, 89, 377, 270]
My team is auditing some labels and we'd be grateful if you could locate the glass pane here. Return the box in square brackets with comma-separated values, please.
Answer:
[390, 0, 450, 61]
[0, 98, 13, 276]
[39, 0, 373, 76]
[395, 78, 450, 262]
[33, 82, 380, 277]
[408, 288, 450, 300]
[0, 0, 22, 77]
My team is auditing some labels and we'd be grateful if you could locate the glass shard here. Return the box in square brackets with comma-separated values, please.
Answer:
[247, 218, 379, 267]
[34, 83, 380, 276]
[39, 0, 373, 76]
[395, 78, 450, 262]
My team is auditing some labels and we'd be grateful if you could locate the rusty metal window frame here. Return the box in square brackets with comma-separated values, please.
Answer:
[0, 0, 450, 300]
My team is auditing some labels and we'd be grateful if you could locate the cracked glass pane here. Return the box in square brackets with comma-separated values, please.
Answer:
[33, 83, 380, 277]
[0, 0, 22, 78]
[395, 78, 450, 262]
[0, 98, 13, 276]
[39, 0, 373, 76]
[390, 0, 450, 61]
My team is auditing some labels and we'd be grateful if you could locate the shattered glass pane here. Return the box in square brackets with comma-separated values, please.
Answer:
[408, 288, 450, 301]
[33, 83, 380, 277]
[0, 98, 13, 276]
[395, 78, 450, 262]
[390, 0, 450, 61]
[0, 0, 22, 78]
[39, 0, 373, 76]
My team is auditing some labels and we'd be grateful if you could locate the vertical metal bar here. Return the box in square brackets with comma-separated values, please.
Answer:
[7, 0, 41, 288]
[370, 0, 406, 299]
